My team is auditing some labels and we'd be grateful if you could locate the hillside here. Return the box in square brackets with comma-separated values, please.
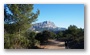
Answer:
[30, 21, 66, 32]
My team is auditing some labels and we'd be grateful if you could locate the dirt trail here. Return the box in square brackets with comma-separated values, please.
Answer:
[39, 39, 65, 49]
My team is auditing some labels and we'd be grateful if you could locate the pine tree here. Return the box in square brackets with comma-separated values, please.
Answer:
[4, 4, 40, 49]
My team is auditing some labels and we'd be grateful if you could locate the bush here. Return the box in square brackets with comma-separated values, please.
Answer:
[25, 31, 40, 48]
[4, 33, 29, 49]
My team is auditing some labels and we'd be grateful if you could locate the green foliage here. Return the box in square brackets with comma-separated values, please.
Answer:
[6, 4, 40, 32]
[57, 25, 84, 49]
[4, 4, 84, 49]
[35, 30, 56, 44]
[4, 24, 17, 34]
[4, 33, 29, 49]
[49, 31, 57, 39]
[66, 25, 84, 49]
[25, 31, 40, 48]
[35, 31, 48, 44]
[42, 30, 51, 41]
[35, 33, 42, 43]
[4, 4, 40, 49]
[57, 31, 63, 40]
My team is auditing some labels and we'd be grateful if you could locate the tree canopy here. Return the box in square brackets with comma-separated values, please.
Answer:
[4, 4, 40, 49]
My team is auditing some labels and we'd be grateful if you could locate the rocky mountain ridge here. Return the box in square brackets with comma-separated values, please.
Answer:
[30, 21, 66, 32]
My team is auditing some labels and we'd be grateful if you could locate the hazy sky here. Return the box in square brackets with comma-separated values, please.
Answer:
[33, 4, 84, 28]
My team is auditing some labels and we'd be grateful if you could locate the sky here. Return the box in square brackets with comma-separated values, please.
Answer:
[33, 4, 84, 28]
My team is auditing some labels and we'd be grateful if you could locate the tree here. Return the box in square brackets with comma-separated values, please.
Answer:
[4, 4, 40, 49]
[57, 31, 63, 40]
[25, 31, 39, 48]
[65, 25, 84, 49]
[42, 30, 51, 42]
[56, 25, 84, 49]
[7, 4, 40, 36]
[35, 30, 52, 44]
[35, 33, 43, 44]
[49, 31, 57, 39]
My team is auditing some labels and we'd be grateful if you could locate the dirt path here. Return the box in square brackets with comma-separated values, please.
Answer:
[39, 39, 65, 49]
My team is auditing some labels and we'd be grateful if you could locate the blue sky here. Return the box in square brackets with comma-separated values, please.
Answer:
[33, 4, 84, 28]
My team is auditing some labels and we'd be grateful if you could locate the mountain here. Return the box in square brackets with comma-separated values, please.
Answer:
[29, 21, 66, 32]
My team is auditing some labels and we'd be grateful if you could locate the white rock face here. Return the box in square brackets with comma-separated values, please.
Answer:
[30, 21, 66, 31]
[33, 21, 57, 28]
